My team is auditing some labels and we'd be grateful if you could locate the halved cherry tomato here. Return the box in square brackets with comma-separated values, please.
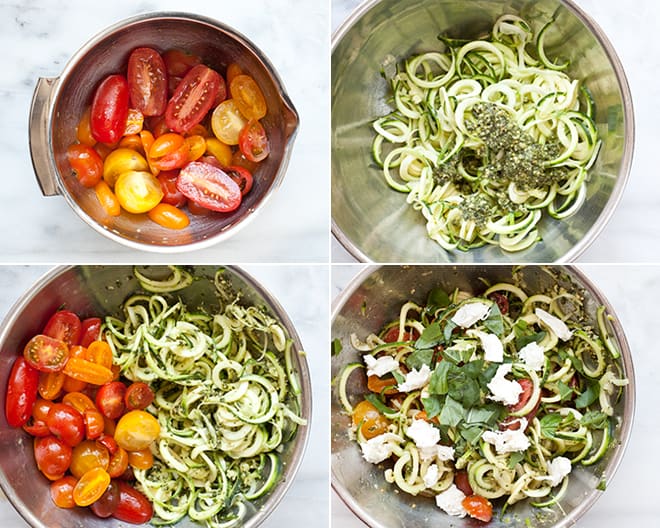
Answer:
[33, 398, 54, 422]
[509, 378, 534, 413]
[107, 446, 129, 478]
[229, 74, 267, 120]
[90, 480, 120, 518]
[96, 381, 127, 420]
[94, 181, 121, 217]
[382, 326, 419, 343]
[226, 63, 243, 84]
[62, 391, 96, 413]
[185, 134, 206, 161]
[186, 123, 209, 138]
[224, 165, 253, 196]
[205, 137, 233, 166]
[462, 494, 493, 522]
[157, 170, 187, 207]
[50, 475, 78, 508]
[80, 318, 102, 348]
[67, 144, 104, 188]
[63, 357, 113, 386]
[47, 403, 85, 447]
[43, 310, 82, 347]
[165, 64, 223, 134]
[351, 400, 390, 440]
[128, 47, 168, 117]
[73, 467, 111, 507]
[98, 433, 118, 455]
[128, 448, 154, 470]
[140, 130, 155, 156]
[488, 292, 509, 314]
[114, 410, 160, 451]
[102, 148, 149, 187]
[34, 435, 72, 479]
[454, 470, 474, 496]
[87, 341, 113, 370]
[23, 335, 69, 373]
[176, 161, 241, 213]
[149, 133, 190, 171]
[163, 48, 201, 77]
[5, 357, 39, 427]
[230, 149, 259, 173]
[124, 382, 154, 411]
[119, 134, 144, 152]
[238, 119, 270, 162]
[112, 481, 153, 524]
[76, 107, 96, 146]
[367, 374, 398, 395]
[38, 371, 65, 400]
[91, 74, 130, 144]
[23, 418, 51, 437]
[70, 439, 110, 478]
[114, 171, 164, 214]
[84, 409, 105, 439]
[123, 108, 144, 135]
[148, 203, 190, 230]
[211, 99, 248, 145]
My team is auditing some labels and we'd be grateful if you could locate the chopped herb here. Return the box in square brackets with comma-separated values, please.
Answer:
[331, 338, 343, 356]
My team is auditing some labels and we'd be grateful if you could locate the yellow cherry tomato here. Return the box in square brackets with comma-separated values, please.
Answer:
[229, 75, 267, 120]
[114, 410, 160, 451]
[211, 99, 248, 145]
[205, 137, 233, 166]
[73, 467, 111, 507]
[102, 148, 148, 187]
[114, 171, 163, 214]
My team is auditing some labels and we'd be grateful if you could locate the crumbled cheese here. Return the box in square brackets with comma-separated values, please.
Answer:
[424, 464, 440, 488]
[518, 341, 545, 371]
[546, 456, 572, 486]
[364, 354, 399, 378]
[435, 484, 467, 517]
[436, 444, 455, 461]
[406, 419, 440, 460]
[487, 363, 523, 405]
[482, 418, 530, 453]
[397, 364, 432, 392]
[451, 302, 491, 328]
[359, 433, 402, 464]
[535, 308, 573, 341]
[467, 329, 504, 362]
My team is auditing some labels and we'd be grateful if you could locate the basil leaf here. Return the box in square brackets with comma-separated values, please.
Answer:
[465, 405, 502, 427]
[459, 424, 484, 444]
[392, 370, 405, 384]
[406, 349, 434, 370]
[447, 372, 481, 408]
[427, 288, 451, 310]
[443, 340, 476, 364]
[415, 322, 444, 349]
[331, 338, 342, 356]
[422, 395, 444, 419]
[575, 380, 599, 409]
[443, 319, 457, 342]
[483, 303, 504, 336]
[513, 319, 546, 349]
[440, 396, 465, 427]
[540, 413, 562, 439]
[428, 361, 452, 395]
[580, 411, 609, 430]
[557, 381, 575, 402]
[508, 451, 524, 469]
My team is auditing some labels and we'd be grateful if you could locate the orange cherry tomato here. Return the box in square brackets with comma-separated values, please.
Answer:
[94, 181, 121, 217]
[128, 448, 154, 470]
[148, 203, 190, 230]
[123, 108, 144, 135]
[185, 123, 209, 138]
[50, 475, 78, 508]
[87, 341, 113, 370]
[149, 133, 190, 171]
[63, 357, 113, 386]
[62, 391, 96, 412]
[114, 410, 161, 451]
[107, 446, 129, 478]
[34, 436, 72, 479]
[229, 74, 267, 120]
[33, 398, 54, 422]
[140, 130, 155, 156]
[76, 107, 96, 146]
[185, 134, 206, 161]
[367, 374, 398, 395]
[73, 467, 111, 507]
[462, 494, 493, 522]
[351, 400, 390, 440]
[67, 144, 104, 188]
[93, 142, 114, 161]
[70, 439, 110, 478]
[118, 134, 144, 152]
[24, 335, 69, 373]
[205, 137, 233, 166]
[226, 63, 243, 84]
[38, 371, 65, 400]
[84, 409, 105, 439]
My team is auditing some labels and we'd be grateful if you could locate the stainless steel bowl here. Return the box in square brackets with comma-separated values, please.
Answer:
[30, 13, 299, 252]
[332, 0, 634, 262]
[331, 265, 635, 527]
[0, 265, 311, 528]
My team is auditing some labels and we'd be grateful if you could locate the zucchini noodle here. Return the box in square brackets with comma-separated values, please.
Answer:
[338, 276, 626, 519]
[372, 15, 601, 252]
[104, 269, 306, 528]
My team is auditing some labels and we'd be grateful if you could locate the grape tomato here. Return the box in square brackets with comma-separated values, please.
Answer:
[91, 74, 129, 144]
[128, 47, 168, 117]
[5, 357, 39, 427]
[23, 335, 69, 373]
[176, 161, 242, 213]
[238, 119, 270, 162]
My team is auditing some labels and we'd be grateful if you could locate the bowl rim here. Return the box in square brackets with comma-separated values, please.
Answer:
[331, 0, 635, 263]
[0, 264, 312, 528]
[330, 264, 636, 528]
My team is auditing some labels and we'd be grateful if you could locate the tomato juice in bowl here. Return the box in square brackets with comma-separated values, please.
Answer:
[29, 12, 299, 252]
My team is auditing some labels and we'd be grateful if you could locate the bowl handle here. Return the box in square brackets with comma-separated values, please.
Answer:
[29, 77, 60, 197]
[281, 96, 300, 141]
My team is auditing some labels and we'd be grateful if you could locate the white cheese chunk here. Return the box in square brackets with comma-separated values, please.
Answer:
[406, 419, 440, 460]
[467, 329, 504, 362]
[481, 419, 530, 453]
[518, 341, 545, 371]
[451, 302, 491, 328]
[397, 364, 432, 392]
[435, 484, 467, 517]
[535, 308, 573, 341]
[487, 363, 523, 405]
[359, 433, 402, 464]
[364, 354, 398, 378]
[436, 444, 455, 461]
[424, 464, 440, 488]
[546, 456, 572, 486]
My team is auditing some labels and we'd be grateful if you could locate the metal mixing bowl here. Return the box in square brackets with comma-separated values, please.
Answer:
[331, 265, 634, 527]
[0, 265, 311, 528]
[332, 0, 634, 262]
[29, 13, 299, 252]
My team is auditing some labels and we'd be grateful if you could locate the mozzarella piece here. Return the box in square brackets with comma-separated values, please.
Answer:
[546, 456, 572, 486]
[397, 364, 432, 392]
[467, 329, 504, 362]
[364, 354, 398, 377]
[451, 302, 491, 328]
[359, 433, 402, 464]
[435, 484, 467, 517]
[481, 419, 530, 453]
[424, 464, 440, 488]
[518, 341, 545, 371]
[535, 308, 573, 341]
[487, 363, 523, 405]
[406, 419, 440, 460]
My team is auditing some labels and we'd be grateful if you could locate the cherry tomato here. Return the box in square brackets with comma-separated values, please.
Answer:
[226, 63, 243, 84]
[67, 144, 104, 188]
[165, 64, 223, 134]
[33, 398, 54, 422]
[94, 181, 121, 217]
[205, 137, 233, 166]
[454, 470, 474, 496]
[80, 318, 102, 348]
[84, 409, 105, 439]
[47, 403, 85, 447]
[128, 448, 154, 470]
[94, 142, 114, 161]
[73, 467, 111, 507]
[229, 74, 267, 120]
[114, 410, 160, 451]
[162, 48, 201, 77]
[90, 480, 120, 518]
[186, 123, 209, 138]
[238, 120, 270, 162]
[91, 74, 130, 144]
[38, 371, 65, 400]
[148, 203, 190, 229]
[23, 418, 51, 437]
[366, 374, 397, 395]
[107, 446, 129, 478]
[62, 391, 96, 413]
[43, 310, 82, 347]
[352, 400, 390, 440]
[211, 99, 248, 145]
[509, 378, 534, 413]
[462, 494, 493, 522]
[96, 381, 127, 420]
[98, 434, 118, 456]
[114, 170, 164, 214]
[176, 161, 241, 213]
[112, 481, 153, 524]
[128, 47, 168, 117]
[157, 170, 187, 207]
[124, 382, 154, 411]
[123, 108, 144, 135]
[70, 439, 110, 478]
[5, 357, 39, 427]
[63, 357, 113, 386]
[489, 292, 509, 314]
[87, 341, 113, 370]
[382, 327, 419, 343]
[23, 335, 69, 373]
[185, 134, 206, 161]
[146, 115, 171, 138]
[224, 165, 253, 196]
[140, 129, 155, 156]
[149, 133, 190, 171]
[102, 148, 149, 187]
[50, 475, 78, 509]
[76, 107, 96, 146]
[119, 134, 144, 152]
[34, 435, 72, 479]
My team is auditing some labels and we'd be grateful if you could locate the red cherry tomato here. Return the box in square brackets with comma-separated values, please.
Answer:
[67, 144, 104, 187]
[224, 165, 253, 196]
[43, 310, 82, 347]
[97, 433, 118, 455]
[176, 161, 241, 213]
[90, 480, 120, 518]
[149, 132, 190, 171]
[157, 170, 187, 207]
[488, 292, 509, 314]
[238, 119, 270, 162]
[462, 494, 493, 522]
[127, 47, 168, 116]
[23, 418, 51, 437]
[50, 475, 78, 509]
[454, 470, 473, 496]
[47, 403, 85, 447]
[84, 408, 105, 439]
[508, 378, 534, 413]
[80, 318, 102, 348]
[165, 65, 222, 134]
[382, 327, 419, 343]
[96, 381, 127, 420]
[34, 435, 72, 479]
[162, 48, 201, 77]
[23, 335, 69, 373]
[5, 357, 39, 427]
[124, 382, 155, 411]
[112, 481, 153, 524]
[91, 74, 130, 144]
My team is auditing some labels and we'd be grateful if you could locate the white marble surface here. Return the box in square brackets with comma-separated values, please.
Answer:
[331, 264, 659, 526]
[331, 0, 660, 263]
[0, 0, 329, 263]
[0, 264, 329, 527]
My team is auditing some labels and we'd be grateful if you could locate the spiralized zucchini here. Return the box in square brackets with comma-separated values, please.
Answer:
[372, 15, 601, 252]
[103, 269, 306, 528]
[338, 276, 627, 518]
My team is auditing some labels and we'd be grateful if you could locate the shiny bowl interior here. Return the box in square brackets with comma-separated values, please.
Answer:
[331, 265, 634, 527]
[332, 0, 634, 262]
[0, 265, 311, 528]
[34, 13, 298, 251]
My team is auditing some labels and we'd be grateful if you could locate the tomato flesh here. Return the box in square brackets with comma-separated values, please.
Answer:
[24, 335, 69, 373]
[91, 74, 130, 144]
[176, 161, 241, 213]
[128, 47, 168, 116]
[114, 170, 164, 214]
[44, 311, 82, 347]
[229, 74, 267, 120]
[239, 119, 270, 162]
[462, 494, 493, 522]
[96, 381, 127, 420]
[124, 382, 155, 411]
[211, 99, 248, 145]
[5, 357, 40, 427]
[454, 470, 474, 496]
[509, 378, 534, 413]
[165, 64, 222, 134]
[73, 467, 111, 507]
[352, 400, 389, 440]
[224, 165, 253, 196]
